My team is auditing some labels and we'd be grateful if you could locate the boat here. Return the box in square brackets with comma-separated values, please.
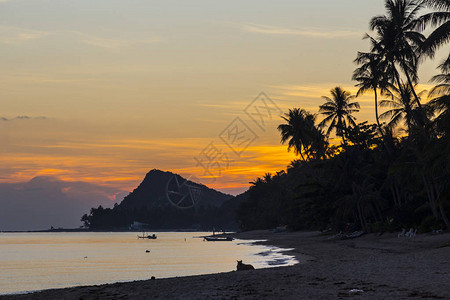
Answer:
[137, 233, 157, 239]
[203, 236, 233, 241]
[342, 231, 364, 239]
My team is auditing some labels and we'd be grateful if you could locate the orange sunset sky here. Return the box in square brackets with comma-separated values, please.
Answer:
[0, 0, 446, 196]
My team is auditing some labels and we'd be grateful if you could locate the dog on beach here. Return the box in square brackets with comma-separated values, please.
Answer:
[236, 260, 255, 271]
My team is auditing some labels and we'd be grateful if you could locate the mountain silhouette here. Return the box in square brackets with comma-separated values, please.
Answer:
[83, 170, 243, 230]
[118, 169, 231, 210]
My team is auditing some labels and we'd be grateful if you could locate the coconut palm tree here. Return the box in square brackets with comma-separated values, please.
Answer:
[307, 125, 329, 160]
[425, 0, 450, 9]
[430, 55, 450, 91]
[338, 177, 384, 232]
[353, 51, 391, 131]
[318, 87, 360, 144]
[379, 83, 428, 131]
[415, 141, 450, 228]
[249, 177, 264, 187]
[278, 108, 326, 161]
[417, 0, 450, 60]
[428, 56, 450, 135]
[369, 0, 427, 122]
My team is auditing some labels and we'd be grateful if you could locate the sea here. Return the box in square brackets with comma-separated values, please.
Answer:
[0, 232, 298, 295]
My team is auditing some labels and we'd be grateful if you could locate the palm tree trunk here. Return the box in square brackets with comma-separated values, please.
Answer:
[303, 143, 312, 161]
[400, 61, 436, 138]
[373, 88, 394, 156]
[392, 68, 421, 130]
[393, 67, 405, 95]
[296, 142, 306, 161]
[374, 88, 382, 130]
[298, 151, 306, 161]
[341, 134, 347, 145]
[403, 68, 428, 127]
[393, 179, 401, 206]
[357, 201, 365, 232]
[390, 183, 400, 207]
[402, 62, 424, 112]
[438, 201, 450, 229]
[422, 175, 440, 220]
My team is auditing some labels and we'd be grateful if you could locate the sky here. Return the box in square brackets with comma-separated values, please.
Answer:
[1, 0, 447, 200]
[0, 176, 128, 230]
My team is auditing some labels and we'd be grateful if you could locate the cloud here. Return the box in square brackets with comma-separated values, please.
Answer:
[0, 115, 48, 121]
[271, 83, 436, 104]
[0, 25, 50, 44]
[68, 31, 161, 52]
[0, 176, 127, 231]
[0, 73, 100, 84]
[0, 25, 161, 51]
[276, 84, 361, 102]
[243, 23, 362, 38]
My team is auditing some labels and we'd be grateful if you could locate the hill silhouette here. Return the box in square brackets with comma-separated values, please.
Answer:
[118, 169, 231, 210]
[82, 170, 244, 230]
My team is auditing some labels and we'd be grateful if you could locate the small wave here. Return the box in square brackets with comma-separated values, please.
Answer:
[266, 258, 291, 266]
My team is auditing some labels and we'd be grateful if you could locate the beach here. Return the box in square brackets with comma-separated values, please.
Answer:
[2, 230, 449, 299]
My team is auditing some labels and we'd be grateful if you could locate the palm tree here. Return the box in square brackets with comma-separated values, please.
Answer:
[428, 56, 450, 135]
[430, 55, 450, 93]
[425, 0, 450, 9]
[337, 177, 384, 232]
[278, 108, 326, 161]
[353, 51, 390, 131]
[318, 87, 360, 144]
[249, 177, 264, 187]
[249, 172, 273, 186]
[379, 83, 427, 131]
[415, 141, 450, 228]
[417, 0, 450, 61]
[369, 0, 427, 122]
[307, 125, 329, 160]
[263, 173, 272, 183]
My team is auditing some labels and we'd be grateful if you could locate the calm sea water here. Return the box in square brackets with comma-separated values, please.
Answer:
[0, 232, 297, 295]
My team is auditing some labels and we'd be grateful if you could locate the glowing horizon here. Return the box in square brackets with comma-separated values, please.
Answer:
[1, 1, 446, 196]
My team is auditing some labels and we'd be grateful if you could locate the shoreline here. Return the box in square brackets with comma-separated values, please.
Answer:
[1, 230, 450, 299]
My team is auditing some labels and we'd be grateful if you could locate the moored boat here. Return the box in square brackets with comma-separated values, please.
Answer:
[138, 233, 157, 239]
[203, 236, 233, 241]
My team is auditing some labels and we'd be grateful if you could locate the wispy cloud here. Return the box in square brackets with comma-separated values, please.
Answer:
[243, 23, 362, 38]
[271, 83, 435, 102]
[68, 31, 162, 52]
[0, 25, 161, 51]
[0, 25, 50, 44]
[1, 115, 48, 121]
[0, 73, 101, 84]
[271, 83, 349, 97]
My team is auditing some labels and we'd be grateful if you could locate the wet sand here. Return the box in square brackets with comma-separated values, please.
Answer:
[1, 230, 449, 299]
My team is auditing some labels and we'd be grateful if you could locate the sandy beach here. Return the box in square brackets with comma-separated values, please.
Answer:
[2, 230, 449, 299]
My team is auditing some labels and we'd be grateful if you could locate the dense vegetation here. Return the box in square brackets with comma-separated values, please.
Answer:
[236, 0, 450, 233]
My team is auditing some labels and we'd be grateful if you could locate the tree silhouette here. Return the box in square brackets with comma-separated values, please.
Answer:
[369, 0, 427, 124]
[318, 87, 360, 144]
[418, 0, 450, 62]
[278, 108, 327, 161]
[380, 84, 426, 132]
[428, 56, 450, 136]
[353, 52, 391, 131]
